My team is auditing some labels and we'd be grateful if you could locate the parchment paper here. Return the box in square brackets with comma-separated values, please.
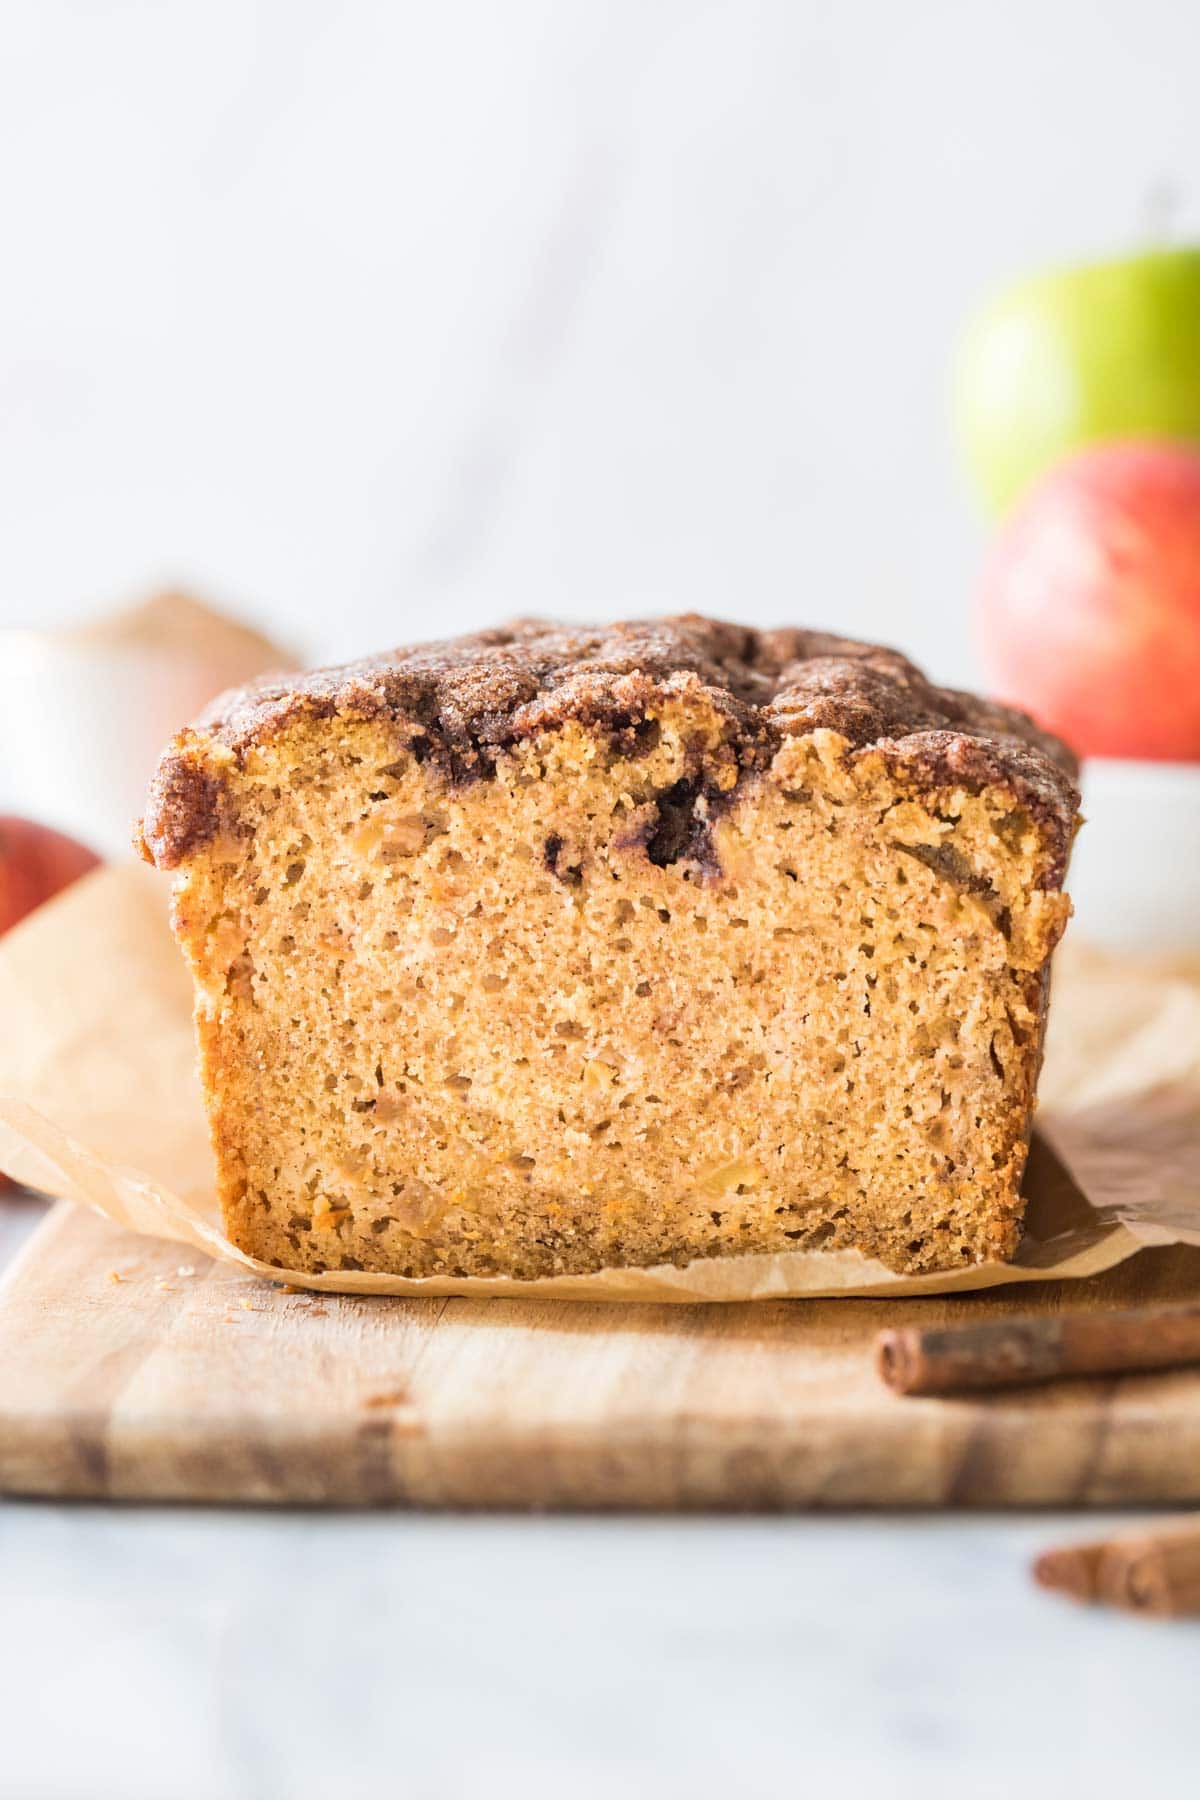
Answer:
[0, 864, 1196, 1300]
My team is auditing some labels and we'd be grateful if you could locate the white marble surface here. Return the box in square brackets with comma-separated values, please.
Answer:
[3, 1504, 1198, 1800]
[2, 1201, 1199, 1797]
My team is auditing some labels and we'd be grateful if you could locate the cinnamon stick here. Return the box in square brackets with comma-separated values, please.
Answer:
[1035, 1522, 1200, 1618]
[1031, 1541, 1107, 1604]
[875, 1302, 1200, 1396]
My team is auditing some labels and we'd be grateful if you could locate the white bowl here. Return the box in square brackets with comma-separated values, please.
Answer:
[0, 600, 293, 859]
[0, 632, 232, 858]
[1069, 758, 1200, 956]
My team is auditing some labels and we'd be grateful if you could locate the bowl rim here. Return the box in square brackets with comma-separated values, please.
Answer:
[1080, 755, 1200, 783]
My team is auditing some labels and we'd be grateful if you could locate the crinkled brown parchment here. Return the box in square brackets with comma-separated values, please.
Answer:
[0, 866, 1195, 1300]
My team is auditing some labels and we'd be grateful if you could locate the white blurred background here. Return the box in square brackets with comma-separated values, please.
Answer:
[1, 0, 1196, 682]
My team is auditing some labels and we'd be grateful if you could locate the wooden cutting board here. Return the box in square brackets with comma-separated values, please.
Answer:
[3, 1201, 1200, 1508]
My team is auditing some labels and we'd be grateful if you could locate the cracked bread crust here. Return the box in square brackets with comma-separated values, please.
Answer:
[141, 615, 1079, 877]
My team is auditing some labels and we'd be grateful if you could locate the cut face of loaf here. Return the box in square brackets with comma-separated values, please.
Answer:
[141, 618, 1078, 1279]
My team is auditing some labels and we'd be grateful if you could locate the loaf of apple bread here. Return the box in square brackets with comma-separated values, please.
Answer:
[139, 616, 1079, 1279]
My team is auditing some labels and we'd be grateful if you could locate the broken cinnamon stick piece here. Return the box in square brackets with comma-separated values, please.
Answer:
[1035, 1522, 1200, 1618]
[1032, 1542, 1107, 1604]
[1097, 1527, 1200, 1617]
[875, 1302, 1200, 1396]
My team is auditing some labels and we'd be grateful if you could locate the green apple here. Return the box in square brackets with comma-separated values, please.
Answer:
[952, 245, 1200, 514]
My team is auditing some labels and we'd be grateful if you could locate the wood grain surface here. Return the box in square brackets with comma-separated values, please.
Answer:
[2, 1202, 1200, 1508]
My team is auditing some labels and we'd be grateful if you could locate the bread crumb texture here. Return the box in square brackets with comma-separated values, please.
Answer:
[143, 617, 1078, 1278]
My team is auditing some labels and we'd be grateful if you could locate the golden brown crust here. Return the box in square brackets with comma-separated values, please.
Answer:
[140, 616, 1080, 875]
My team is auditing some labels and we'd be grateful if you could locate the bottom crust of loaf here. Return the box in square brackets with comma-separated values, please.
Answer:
[168, 700, 1070, 1279]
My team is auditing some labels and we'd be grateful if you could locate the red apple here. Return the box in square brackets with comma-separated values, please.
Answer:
[0, 818, 100, 1192]
[979, 441, 1200, 760]
[0, 816, 101, 935]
